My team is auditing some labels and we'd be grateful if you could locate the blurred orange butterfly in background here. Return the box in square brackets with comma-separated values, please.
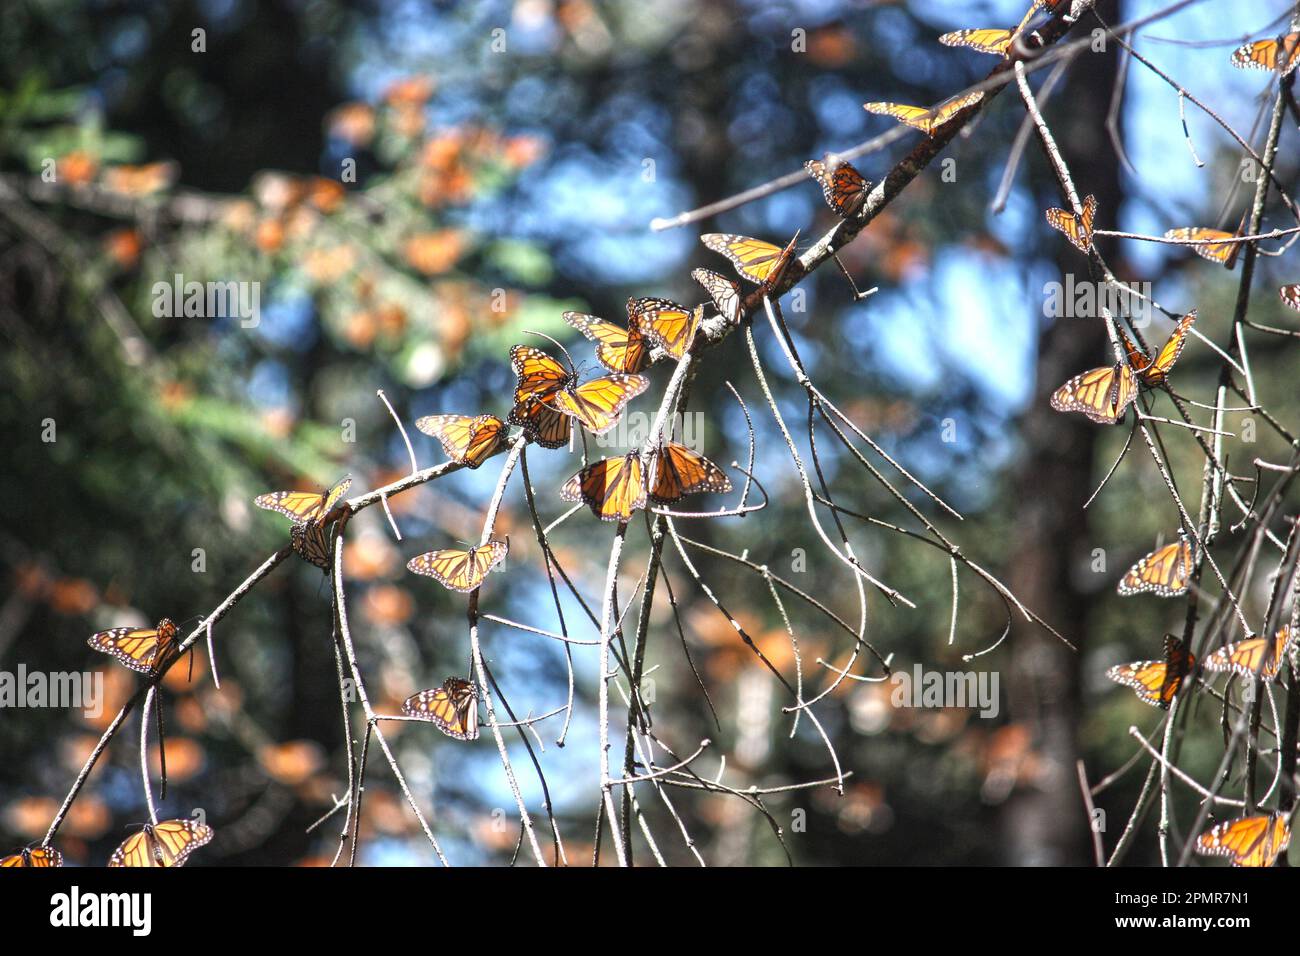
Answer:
[88, 618, 179, 674]
[1163, 227, 1239, 267]
[628, 296, 701, 361]
[402, 677, 478, 740]
[863, 91, 984, 135]
[804, 158, 872, 218]
[693, 268, 742, 326]
[1196, 813, 1291, 867]
[564, 309, 651, 373]
[701, 232, 800, 291]
[407, 541, 508, 593]
[1045, 194, 1098, 253]
[254, 475, 352, 525]
[1119, 310, 1196, 388]
[1117, 538, 1193, 597]
[1203, 626, 1296, 681]
[1105, 635, 1196, 709]
[1280, 284, 1300, 311]
[416, 414, 505, 468]
[647, 442, 733, 504]
[101, 161, 179, 197]
[938, 28, 1014, 56]
[1049, 362, 1135, 424]
[109, 819, 213, 867]
[561, 453, 646, 522]
[0, 846, 64, 867]
[507, 345, 574, 448]
[1230, 32, 1300, 76]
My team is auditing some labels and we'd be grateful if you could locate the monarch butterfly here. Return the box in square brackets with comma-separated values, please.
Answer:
[628, 296, 701, 361]
[1045, 194, 1098, 253]
[1196, 814, 1291, 868]
[108, 819, 213, 867]
[692, 268, 742, 325]
[290, 520, 335, 571]
[0, 846, 64, 867]
[1203, 626, 1296, 681]
[547, 373, 649, 434]
[88, 618, 179, 674]
[647, 442, 733, 504]
[254, 475, 352, 525]
[402, 677, 479, 741]
[1230, 33, 1300, 76]
[1163, 227, 1239, 267]
[804, 158, 872, 218]
[938, 28, 1014, 56]
[507, 346, 575, 448]
[1119, 310, 1196, 388]
[1117, 539, 1193, 597]
[407, 540, 509, 592]
[700, 232, 800, 291]
[862, 90, 984, 135]
[564, 310, 652, 373]
[1049, 363, 1136, 424]
[561, 453, 646, 522]
[415, 414, 505, 468]
[101, 161, 178, 197]
[1280, 284, 1300, 311]
[1105, 635, 1196, 709]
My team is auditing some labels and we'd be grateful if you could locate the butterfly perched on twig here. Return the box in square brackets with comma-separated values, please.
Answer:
[0, 845, 64, 867]
[1105, 634, 1196, 709]
[507, 346, 647, 445]
[1163, 226, 1241, 268]
[628, 296, 702, 361]
[1196, 813, 1291, 867]
[804, 158, 872, 219]
[1230, 32, 1300, 76]
[938, 28, 1015, 56]
[108, 819, 213, 867]
[1119, 310, 1196, 388]
[255, 475, 351, 569]
[416, 414, 505, 468]
[701, 232, 800, 293]
[1045, 194, 1097, 253]
[646, 442, 732, 505]
[863, 91, 984, 135]
[88, 618, 179, 674]
[407, 540, 509, 593]
[561, 452, 646, 522]
[692, 268, 742, 326]
[403, 677, 479, 741]
[1050, 362, 1135, 425]
[1203, 625, 1297, 682]
[1117, 538, 1193, 597]
[564, 309, 652, 374]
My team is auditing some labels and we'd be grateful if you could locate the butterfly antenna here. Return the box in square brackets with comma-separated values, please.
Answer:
[522, 329, 580, 378]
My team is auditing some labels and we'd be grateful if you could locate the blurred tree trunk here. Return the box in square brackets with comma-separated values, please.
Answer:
[1000, 0, 1124, 866]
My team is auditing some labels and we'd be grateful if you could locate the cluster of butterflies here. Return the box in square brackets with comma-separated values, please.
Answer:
[3, 819, 213, 868]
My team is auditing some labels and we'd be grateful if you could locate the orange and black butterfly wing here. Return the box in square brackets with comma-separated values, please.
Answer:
[1164, 227, 1236, 265]
[1117, 326, 1151, 375]
[1205, 626, 1295, 680]
[416, 414, 504, 467]
[804, 159, 871, 218]
[1117, 540, 1193, 597]
[402, 677, 479, 740]
[408, 542, 508, 592]
[1197, 814, 1291, 867]
[1050, 364, 1136, 424]
[1158, 635, 1196, 705]
[1106, 659, 1169, 708]
[563, 311, 650, 373]
[1, 846, 63, 867]
[88, 618, 178, 674]
[561, 453, 646, 521]
[508, 345, 572, 408]
[648, 442, 733, 504]
[255, 476, 351, 524]
[291, 520, 334, 570]
[692, 268, 742, 325]
[1045, 194, 1097, 252]
[1231, 33, 1300, 75]
[939, 28, 1014, 55]
[628, 297, 699, 360]
[549, 374, 649, 434]
[109, 819, 212, 867]
[700, 233, 799, 290]
[1280, 285, 1300, 311]
[1142, 310, 1196, 385]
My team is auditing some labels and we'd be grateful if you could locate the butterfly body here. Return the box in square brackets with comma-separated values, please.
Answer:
[108, 819, 213, 867]
[88, 618, 179, 674]
[407, 541, 508, 592]
[403, 677, 478, 740]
